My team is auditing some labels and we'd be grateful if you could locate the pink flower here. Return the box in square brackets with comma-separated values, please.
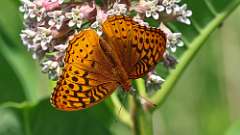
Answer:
[90, 7, 108, 35]
[65, 3, 96, 28]
[134, 3, 149, 13]
[96, 7, 108, 23]
[79, 2, 96, 19]
[41, 0, 63, 11]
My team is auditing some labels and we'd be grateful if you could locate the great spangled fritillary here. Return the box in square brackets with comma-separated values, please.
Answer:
[51, 15, 166, 111]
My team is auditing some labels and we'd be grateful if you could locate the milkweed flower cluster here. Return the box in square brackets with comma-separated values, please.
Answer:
[19, 0, 192, 83]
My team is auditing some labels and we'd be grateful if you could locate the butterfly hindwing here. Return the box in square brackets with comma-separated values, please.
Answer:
[51, 75, 118, 111]
[128, 26, 166, 78]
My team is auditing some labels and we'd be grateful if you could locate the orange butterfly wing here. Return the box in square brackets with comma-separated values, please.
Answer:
[102, 15, 166, 79]
[51, 29, 119, 111]
[51, 15, 166, 111]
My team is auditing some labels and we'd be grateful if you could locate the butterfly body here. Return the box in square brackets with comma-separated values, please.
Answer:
[98, 36, 131, 91]
[51, 15, 166, 111]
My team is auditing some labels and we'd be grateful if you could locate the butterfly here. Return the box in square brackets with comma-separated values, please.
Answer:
[51, 15, 166, 111]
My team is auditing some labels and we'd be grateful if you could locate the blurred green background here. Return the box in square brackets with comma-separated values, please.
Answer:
[154, 6, 240, 135]
[0, 0, 240, 135]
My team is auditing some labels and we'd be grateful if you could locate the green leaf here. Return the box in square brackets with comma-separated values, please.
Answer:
[0, 98, 116, 135]
[0, 0, 49, 103]
[0, 52, 25, 103]
[150, 0, 240, 107]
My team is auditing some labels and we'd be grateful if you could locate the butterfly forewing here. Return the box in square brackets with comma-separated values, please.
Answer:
[102, 16, 135, 70]
[51, 30, 119, 111]
[102, 15, 166, 79]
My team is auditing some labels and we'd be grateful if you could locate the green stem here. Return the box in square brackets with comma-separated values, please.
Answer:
[150, 2, 240, 110]
[130, 96, 153, 135]
[133, 78, 154, 135]
[135, 78, 147, 97]
[110, 93, 133, 127]
[23, 108, 31, 135]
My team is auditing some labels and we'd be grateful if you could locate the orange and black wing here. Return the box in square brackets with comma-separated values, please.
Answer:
[102, 15, 166, 79]
[51, 29, 119, 111]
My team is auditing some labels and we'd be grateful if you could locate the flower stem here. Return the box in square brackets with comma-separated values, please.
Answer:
[130, 96, 153, 135]
[135, 78, 148, 97]
[110, 93, 133, 127]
